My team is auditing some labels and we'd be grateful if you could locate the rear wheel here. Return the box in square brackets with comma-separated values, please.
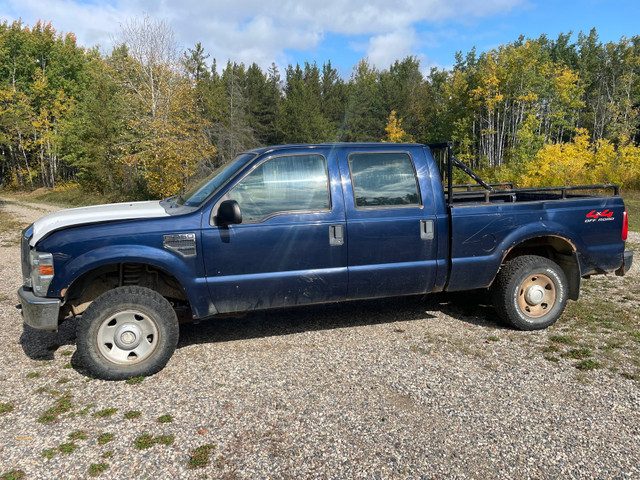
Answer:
[76, 286, 179, 380]
[491, 255, 568, 330]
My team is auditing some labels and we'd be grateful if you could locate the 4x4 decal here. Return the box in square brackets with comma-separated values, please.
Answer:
[585, 210, 615, 223]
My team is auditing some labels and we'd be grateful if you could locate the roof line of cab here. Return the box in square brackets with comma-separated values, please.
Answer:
[248, 142, 426, 155]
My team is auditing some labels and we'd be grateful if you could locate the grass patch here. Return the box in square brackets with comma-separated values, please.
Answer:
[97, 433, 114, 445]
[125, 376, 144, 385]
[102, 451, 114, 458]
[575, 359, 601, 371]
[61, 350, 73, 356]
[87, 463, 109, 477]
[549, 335, 577, 345]
[35, 387, 62, 396]
[25, 372, 40, 379]
[68, 430, 88, 440]
[134, 434, 155, 450]
[623, 190, 640, 232]
[134, 433, 175, 450]
[561, 348, 593, 360]
[0, 402, 14, 415]
[1, 470, 26, 480]
[57, 442, 78, 455]
[156, 434, 175, 446]
[157, 414, 173, 423]
[93, 407, 117, 418]
[29, 186, 111, 208]
[77, 404, 95, 416]
[62, 363, 72, 369]
[41, 448, 57, 459]
[57, 378, 70, 384]
[37, 391, 73, 423]
[188, 444, 217, 469]
[486, 336, 500, 342]
[124, 410, 141, 420]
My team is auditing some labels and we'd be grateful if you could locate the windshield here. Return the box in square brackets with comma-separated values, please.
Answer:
[178, 153, 257, 207]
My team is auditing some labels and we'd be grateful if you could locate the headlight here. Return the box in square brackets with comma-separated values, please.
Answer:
[30, 251, 54, 296]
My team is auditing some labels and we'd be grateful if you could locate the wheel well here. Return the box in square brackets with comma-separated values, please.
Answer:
[502, 236, 580, 300]
[61, 263, 190, 318]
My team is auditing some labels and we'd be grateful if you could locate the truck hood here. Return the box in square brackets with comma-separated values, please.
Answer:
[30, 201, 169, 246]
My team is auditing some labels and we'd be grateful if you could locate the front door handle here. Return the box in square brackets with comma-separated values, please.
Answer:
[329, 224, 344, 246]
[420, 220, 434, 240]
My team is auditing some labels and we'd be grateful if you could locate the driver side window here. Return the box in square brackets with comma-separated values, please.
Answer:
[227, 154, 330, 223]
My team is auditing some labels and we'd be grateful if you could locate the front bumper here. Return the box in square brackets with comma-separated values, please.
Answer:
[17, 287, 60, 332]
[615, 250, 634, 276]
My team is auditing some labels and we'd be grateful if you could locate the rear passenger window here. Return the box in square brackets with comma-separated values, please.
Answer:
[348, 152, 420, 208]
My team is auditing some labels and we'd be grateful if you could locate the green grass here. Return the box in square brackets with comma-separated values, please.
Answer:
[561, 348, 593, 360]
[41, 448, 57, 459]
[134, 434, 155, 450]
[187, 444, 217, 469]
[88, 463, 109, 477]
[25, 372, 40, 379]
[1, 470, 26, 480]
[157, 414, 173, 423]
[68, 430, 88, 440]
[57, 442, 78, 455]
[548, 285, 640, 379]
[77, 404, 95, 416]
[30, 186, 111, 207]
[93, 408, 117, 418]
[134, 433, 175, 450]
[37, 391, 73, 423]
[0, 402, 14, 415]
[575, 359, 601, 371]
[155, 434, 175, 446]
[124, 410, 141, 420]
[125, 376, 144, 385]
[97, 433, 114, 445]
[623, 190, 640, 232]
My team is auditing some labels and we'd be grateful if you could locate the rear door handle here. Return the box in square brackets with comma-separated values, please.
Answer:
[329, 224, 344, 246]
[420, 220, 434, 240]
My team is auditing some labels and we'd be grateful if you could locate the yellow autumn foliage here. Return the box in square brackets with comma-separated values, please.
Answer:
[520, 129, 640, 189]
[382, 110, 413, 143]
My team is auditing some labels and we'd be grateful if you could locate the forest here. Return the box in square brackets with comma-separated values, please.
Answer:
[0, 17, 639, 201]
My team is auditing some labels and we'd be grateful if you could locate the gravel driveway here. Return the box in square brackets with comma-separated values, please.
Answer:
[1, 198, 639, 479]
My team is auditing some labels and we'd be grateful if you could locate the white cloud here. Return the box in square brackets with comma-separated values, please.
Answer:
[1, 0, 526, 71]
[366, 29, 418, 69]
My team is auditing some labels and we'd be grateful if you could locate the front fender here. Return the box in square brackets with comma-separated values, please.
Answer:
[49, 245, 214, 319]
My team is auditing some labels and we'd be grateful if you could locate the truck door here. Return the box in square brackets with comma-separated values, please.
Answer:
[201, 149, 348, 313]
[337, 147, 438, 299]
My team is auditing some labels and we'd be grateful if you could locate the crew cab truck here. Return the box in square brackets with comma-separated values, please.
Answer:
[18, 143, 633, 380]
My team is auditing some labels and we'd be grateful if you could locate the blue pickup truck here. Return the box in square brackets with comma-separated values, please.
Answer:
[18, 142, 633, 379]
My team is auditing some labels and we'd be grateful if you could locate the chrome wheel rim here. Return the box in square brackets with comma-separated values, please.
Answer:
[97, 310, 159, 365]
[517, 273, 557, 319]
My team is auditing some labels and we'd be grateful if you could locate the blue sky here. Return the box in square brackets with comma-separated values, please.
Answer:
[1, 0, 638, 76]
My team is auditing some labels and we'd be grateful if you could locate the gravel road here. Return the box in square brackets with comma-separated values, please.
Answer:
[0, 197, 639, 479]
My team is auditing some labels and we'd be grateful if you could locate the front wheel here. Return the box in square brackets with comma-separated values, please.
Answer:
[76, 286, 179, 380]
[491, 255, 568, 330]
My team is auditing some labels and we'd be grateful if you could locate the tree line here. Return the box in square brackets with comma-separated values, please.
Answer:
[0, 17, 639, 200]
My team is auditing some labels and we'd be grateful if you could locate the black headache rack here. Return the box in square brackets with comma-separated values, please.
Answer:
[427, 142, 620, 207]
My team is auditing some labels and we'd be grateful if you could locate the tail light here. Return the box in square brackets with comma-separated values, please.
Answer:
[622, 210, 628, 241]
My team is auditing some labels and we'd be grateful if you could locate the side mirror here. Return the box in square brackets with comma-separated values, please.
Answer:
[216, 200, 242, 226]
